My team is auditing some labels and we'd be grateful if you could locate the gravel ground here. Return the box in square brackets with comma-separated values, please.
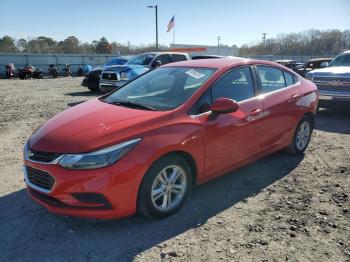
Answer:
[0, 77, 349, 262]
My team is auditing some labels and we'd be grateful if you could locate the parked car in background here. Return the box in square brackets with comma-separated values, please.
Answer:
[274, 60, 296, 70]
[24, 58, 318, 219]
[99, 65, 149, 93]
[82, 56, 132, 91]
[296, 58, 333, 77]
[305, 50, 350, 109]
[99, 52, 190, 93]
[191, 55, 223, 60]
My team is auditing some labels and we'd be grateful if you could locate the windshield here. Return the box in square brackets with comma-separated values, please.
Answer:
[103, 67, 216, 111]
[329, 54, 350, 67]
[105, 58, 126, 66]
[126, 54, 155, 66]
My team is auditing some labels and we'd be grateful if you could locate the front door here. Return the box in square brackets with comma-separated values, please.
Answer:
[196, 66, 265, 177]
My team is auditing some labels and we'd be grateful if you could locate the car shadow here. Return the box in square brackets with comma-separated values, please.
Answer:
[67, 101, 86, 107]
[0, 152, 303, 261]
[315, 108, 350, 134]
[65, 91, 100, 97]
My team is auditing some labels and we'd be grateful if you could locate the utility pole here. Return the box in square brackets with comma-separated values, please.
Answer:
[147, 5, 159, 50]
[262, 33, 267, 46]
[217, 36, 221, 47]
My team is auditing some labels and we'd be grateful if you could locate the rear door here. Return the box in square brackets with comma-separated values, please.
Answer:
[255, 65, 302, 151]
[193, 66, 265, 177]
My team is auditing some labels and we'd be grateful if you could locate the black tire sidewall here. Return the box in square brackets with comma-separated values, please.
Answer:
[138, 155, 192, 218]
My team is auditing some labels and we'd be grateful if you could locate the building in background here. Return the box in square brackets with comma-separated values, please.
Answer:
[170, 43, 239, 57]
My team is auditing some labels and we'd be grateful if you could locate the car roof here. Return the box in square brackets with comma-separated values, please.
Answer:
[140, 52, 189, 56]
[274, 59, 295, 63]
[163, 57, 287, 69]
[307, 58, 333, 62]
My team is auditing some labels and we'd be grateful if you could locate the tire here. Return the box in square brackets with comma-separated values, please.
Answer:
[138, 155, 192, 218]
[25, 73, 31, 79]
[286, 116, 313, 154]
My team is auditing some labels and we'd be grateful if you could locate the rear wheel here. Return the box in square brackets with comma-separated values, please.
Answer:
[287, 116, 313, 154]
[138, 155, 192, 218]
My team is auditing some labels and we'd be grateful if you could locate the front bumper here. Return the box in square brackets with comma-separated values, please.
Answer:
[318, 92, 350, 108]
[99, 80, 127, 93]
[23, 153, 147, 219]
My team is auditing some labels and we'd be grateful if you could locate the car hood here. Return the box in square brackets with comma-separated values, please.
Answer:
[307, 66, 350, 77]
[90, 66, 104, 72]
[103, 65, 148, 72]
[29, 99, 172, 153]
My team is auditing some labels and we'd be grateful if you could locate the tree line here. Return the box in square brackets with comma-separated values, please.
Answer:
[0, 29, 349, 56]
[0, 36, 167, 54]
[239, 29, 350, 56]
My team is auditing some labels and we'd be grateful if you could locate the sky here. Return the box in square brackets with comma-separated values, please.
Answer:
[0, 0, 349, 47]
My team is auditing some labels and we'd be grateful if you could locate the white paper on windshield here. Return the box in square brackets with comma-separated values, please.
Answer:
[185, 69, 205, 79]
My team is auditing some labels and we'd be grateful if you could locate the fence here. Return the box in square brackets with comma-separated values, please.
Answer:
[0, 53, 122, 76]
[0, 53, 336, 77]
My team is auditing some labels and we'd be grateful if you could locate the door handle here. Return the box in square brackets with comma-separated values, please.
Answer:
[290, 94, 300, 100]
[249, 108, 262, 117]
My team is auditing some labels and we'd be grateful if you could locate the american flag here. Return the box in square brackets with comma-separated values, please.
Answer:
[167, 16, 175, 32]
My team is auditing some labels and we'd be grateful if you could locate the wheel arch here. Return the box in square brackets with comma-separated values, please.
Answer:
[303, 111, 315, 129]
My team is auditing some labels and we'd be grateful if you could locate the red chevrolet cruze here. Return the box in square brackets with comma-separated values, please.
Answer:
[24, 58, 318, 219]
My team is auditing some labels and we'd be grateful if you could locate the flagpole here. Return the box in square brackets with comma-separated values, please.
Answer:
[173, 15, 175, 44]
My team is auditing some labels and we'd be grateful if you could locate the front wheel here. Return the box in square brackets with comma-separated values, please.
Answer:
[138, 155, 192, 218]
[287, 116, 313, 154]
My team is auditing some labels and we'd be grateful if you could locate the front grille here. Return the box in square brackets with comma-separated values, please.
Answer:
[314, 76, 350, 82]
[102, 72, 118, 81]
[316, 83, 350, 93]
[26, 166, 55, 191]
[314, 76, 350, 94]
[28, 148, 61, 163]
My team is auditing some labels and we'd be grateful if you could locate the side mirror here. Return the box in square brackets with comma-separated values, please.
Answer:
[210, 98, 239, 114]
[320, 62, 329, 68]
[153, 60, 162, 68]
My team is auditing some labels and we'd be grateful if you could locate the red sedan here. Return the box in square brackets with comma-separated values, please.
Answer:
[24, 58, 318, 219]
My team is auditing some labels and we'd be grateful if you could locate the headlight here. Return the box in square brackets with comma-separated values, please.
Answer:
[120, 72, 129, 81]
[58, 138, 141, 169]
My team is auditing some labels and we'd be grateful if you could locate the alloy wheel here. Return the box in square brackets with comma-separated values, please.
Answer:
[151, 165, 187, 212]
[296, 121, 311, 150]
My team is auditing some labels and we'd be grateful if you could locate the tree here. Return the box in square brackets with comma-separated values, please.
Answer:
[0, 36, 18, 52]
[95, 37, 110, 54]
[25, 36, 57, 53]
[17, 38, 28, 51]
[57, 36, 80, 54]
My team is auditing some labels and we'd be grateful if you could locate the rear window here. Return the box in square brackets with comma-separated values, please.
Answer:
[283, 71, 294, 86]
[257, 66, 286, 93]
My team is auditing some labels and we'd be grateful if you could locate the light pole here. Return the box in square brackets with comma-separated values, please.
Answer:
[147, 5, 158, 50]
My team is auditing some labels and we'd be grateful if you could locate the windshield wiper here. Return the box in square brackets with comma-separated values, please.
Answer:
[108, 100, 156, 111]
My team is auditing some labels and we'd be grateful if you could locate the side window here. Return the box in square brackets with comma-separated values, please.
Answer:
[212, 66, 255, 102]
[293, 75, 299, 83]
[171, 54, 187, 62]
[189, 89, 212, 115]
[283, 71, 294, 86]
[156, 55, 171, 65]
[257, 66, 286, 93]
